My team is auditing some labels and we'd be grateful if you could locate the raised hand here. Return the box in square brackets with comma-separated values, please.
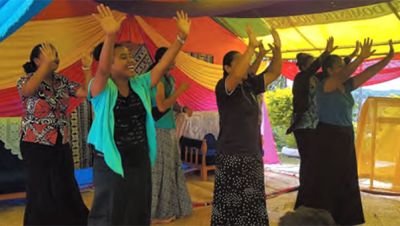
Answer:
[247, 25, 260, 49]
[349, 41, 361, 58]
[259, 42, 271, 56]
[270, 29, 281, 50]
[359, 38, 376, 59]
[174, 11, 191, 39]
[387, 40, 395, 59]
[81, 50, 93, 68]
[39, 42, 57, 65]
[325, 36, 338, 53]
[93, 4, 126, 36]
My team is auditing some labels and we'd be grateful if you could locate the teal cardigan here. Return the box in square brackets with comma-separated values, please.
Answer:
[87, 72, 157, 176]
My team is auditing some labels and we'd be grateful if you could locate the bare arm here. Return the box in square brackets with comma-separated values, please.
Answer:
[156, 82, 188, 112]
[225, 26, 259, 92]
[324, 38, 375, 92]
[76, 50, 93, 98]
[263, 29, 282, 86]
[352, 40, 394, 89]
[21, 43, 55, 97]
[249, 43, 269, 74]
[90, 4, 125, 98]
[151, 11, 191, 87]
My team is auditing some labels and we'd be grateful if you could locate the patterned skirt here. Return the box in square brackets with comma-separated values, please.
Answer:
[211, 153, 268, 226]
[151, 128, 192, 220]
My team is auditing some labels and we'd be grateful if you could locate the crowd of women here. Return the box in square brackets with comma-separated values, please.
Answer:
[15, 4, 395, 226]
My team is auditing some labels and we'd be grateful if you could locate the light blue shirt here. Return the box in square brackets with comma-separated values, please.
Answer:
[317, 78, 355, 127]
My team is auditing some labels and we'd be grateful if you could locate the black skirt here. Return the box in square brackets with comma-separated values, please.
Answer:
[88, 143, 152, 226]
[211, 153, 268, 226]
[306, 122, 365, 225]
[293, 129, 317, 209]
[20, 136, 89, 226]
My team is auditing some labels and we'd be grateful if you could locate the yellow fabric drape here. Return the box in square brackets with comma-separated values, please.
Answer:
[356, 97, 400, 193]
[135, 16, 223, 91]
[246, 14, 400, 59]
[0, 12, 124, 89]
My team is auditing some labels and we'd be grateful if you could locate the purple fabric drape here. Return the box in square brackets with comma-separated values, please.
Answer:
[97, 0, 389, 18]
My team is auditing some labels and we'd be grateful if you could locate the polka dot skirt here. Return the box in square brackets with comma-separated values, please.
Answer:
[211, 154, 268, 226]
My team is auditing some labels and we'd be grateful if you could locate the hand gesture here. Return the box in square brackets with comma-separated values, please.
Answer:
[349, 41, 361, 58]
[325, 36, 338, 53]
[93, 4, 126, 35]
[247, 25, 260, 49]
[81, 50, 93, 68]
[259, 42, 271, 56]
[359, 38, 376, 59]
[40, 42, 57, 64]
[174, 11, 191, 39]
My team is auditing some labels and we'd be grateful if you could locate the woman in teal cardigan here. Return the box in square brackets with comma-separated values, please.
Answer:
[87, 5, 191, 226]
[150, 47, 193, 224]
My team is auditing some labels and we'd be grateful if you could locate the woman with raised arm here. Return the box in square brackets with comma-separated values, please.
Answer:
[149, 47, 193, 224]
[311, 39, 395, 225]
[16, 42, 90, 225]
[287, 37, 337, 209]
[211, 27, 282, 226]
[86, 5, 191, 226]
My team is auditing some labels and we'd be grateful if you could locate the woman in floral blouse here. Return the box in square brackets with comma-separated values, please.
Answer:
[17, 43, 90, 225]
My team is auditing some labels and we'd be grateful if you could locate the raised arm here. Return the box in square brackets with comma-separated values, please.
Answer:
[344, 41, 361, 65]
[21, 43, 56, 97]
[352, 40, 394, 89]
[90, 4, 125, 98]
[249, 43, 270, 75]
[324, 38, 375, 92]
[151, 11, 191, 87]
[155, 82, 188, 112]
[75, 50, 93, 98]
[225, 26, 260, 92]
[308, 37, 337, 77]
[263, 29, 282, 86]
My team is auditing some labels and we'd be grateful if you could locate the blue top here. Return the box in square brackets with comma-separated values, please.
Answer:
[151, 76, 176, 129]
[87, 71, 157, 176]
[317, 78, 355, 127]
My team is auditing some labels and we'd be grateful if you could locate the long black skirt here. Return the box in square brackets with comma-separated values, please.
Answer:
[20, 137, 89, 226]
[88, 144, 152, 226]
[293, 129, 317, 209]
[307, 122, 365, 225]
[211, 153, 268, 226]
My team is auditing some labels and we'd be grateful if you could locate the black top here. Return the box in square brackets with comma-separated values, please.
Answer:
[287, 51, 329, 134]
[215, 75, 265, 156]
[113, 87, 148, 151]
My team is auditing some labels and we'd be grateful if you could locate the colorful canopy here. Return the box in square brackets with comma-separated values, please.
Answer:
[0, 0, 399, 117]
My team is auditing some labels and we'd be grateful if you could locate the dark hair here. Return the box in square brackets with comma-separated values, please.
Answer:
[22, 44, 42, 73]
[222, 51, 240, 78]
[93, 42, 124, 61]
[296, 53, 313, 72]
[322, 55, 342, 73]
[278, 206, 337, 226]
[147, 47, 168, 72]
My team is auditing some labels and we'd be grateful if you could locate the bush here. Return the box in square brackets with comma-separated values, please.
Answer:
[264, 88, 297, 150]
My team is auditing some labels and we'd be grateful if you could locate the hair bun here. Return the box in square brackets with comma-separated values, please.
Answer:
[22, 61, 37, 74]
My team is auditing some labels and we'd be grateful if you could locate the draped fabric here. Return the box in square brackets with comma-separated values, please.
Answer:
[356, 97, 400, 193]
[0, 0, 51, 41]
[97, 0, 389, 18]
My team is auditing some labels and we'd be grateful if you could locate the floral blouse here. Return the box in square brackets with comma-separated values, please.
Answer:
[17, 73, 80, 146]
